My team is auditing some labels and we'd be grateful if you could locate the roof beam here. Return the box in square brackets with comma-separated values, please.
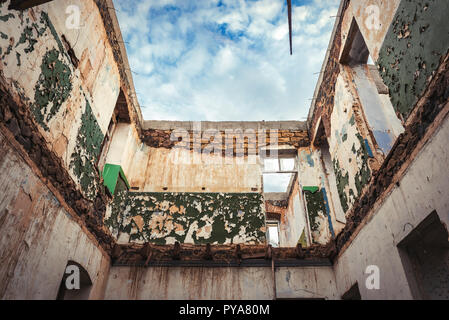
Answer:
[287, 0, 293, 55]
[8, 0, 54, 10]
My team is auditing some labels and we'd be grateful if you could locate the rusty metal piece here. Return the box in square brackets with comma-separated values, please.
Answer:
[265, 245, 273, 260]
[296, 243, 305, 259]
[172, 242, 181, 260]
[112, 244, 123, 261]
[234, 244, 242, 261]
[140, 243, 153, 266]
[204, 243, 213, 260]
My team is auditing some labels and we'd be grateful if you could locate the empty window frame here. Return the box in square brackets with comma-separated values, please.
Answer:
[341, 282, 362, 300]
[266, 221, 280, 248]
[262, 150, 298, 195]
[340, 18, 404, 156]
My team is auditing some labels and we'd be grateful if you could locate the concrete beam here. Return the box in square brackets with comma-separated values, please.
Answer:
[143, 120, 308, 131]
[8, 0, 53, 10]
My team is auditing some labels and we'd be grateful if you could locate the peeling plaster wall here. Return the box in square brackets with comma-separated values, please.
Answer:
[328, 73, 372, 214]
[351, 65, 400, 155]
[105, 192, 266, 245]
[0, 130, 110, 300]
[103, 123, 264, 193]
[0, 0, 120, 200]
[377, 0, 449, 120]
[279, 181, 307, 247]
[347, 0, 401, 61]
[334, 110, 449, 300]
[297, 147, 335, 245]
[105, 266, 338, 300]
[127, 147, 263, 193]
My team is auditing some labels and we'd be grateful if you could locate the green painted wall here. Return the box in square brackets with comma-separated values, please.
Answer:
[105, 192, 266, 245]
[69, 99, 104, 201]
[33, 48, 72, 130]
[304, 189, 327, 244]
[331, 114, 371, 215]
[378, 0, 449, 119]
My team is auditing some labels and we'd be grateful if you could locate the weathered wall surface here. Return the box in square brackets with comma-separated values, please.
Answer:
[278, 181, 307, 247]
[130, 147, 263, 193]
[0, 130, 110, 300]
[297, 148, 332, 245]
[334, 110, 449, 299]
[377, 0, 449, 120]
[106, 192, 266, 245]
[328, 73, 373, 215]
[347, 0, 401, 61]
[105, 266, 338, 300]
[0, 0, 120, 201]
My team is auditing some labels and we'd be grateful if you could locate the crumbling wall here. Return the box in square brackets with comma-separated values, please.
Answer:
[377, 0, 449, 120]
[0, 130, 110, 299]
[328, 73, 372, 214]
[0, 0, 120, 202]
[105, 192, 266, 245]
[105, 266, 338, 300]
[348, 0, 401, 61]
[129, 147, 263, 193]
[334, 105, 449, 299]
[278, 181, 307, 247]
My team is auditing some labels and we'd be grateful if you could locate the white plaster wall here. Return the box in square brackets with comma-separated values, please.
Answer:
[279, 185, 307, 247]
[131, 147, 263, 193]
[334, 112, 449, 299]
[105, 266, 338, 300]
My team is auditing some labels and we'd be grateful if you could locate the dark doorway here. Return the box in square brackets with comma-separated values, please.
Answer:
[56, 261, 93, 300]
[398, 211, 449, 300]
[342, 283, 362, 300]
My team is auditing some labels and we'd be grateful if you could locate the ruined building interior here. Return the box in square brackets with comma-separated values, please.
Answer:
[0, 0, 448, 300]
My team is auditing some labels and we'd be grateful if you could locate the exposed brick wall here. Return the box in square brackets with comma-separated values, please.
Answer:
[308, 1, 349, 141]
[141, 129, 310, 156]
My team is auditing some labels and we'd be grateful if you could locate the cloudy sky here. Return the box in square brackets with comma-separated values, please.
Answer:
[113, 0, 340, 121]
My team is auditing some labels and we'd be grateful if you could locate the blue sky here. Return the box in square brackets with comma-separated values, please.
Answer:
[113, 0, 340, 121]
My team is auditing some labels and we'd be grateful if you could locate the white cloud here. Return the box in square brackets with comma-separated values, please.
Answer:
[113, 0, 339, 121]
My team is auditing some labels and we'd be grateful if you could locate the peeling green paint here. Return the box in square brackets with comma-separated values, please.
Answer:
[304, 188, 327, 244]
[333, 159, 349, 213]
[15, 52, 21, 66]
[378, 0, 449, 119]
[69, 99, 104, 200]
[16, 26, 37, 53]
[0, 12, 14, 22]
[106, 192, 266, 245]
[349, 114, 355, 126]
[39, 11, 66, 57]
[298, 229, 307, 248]
[354, 134, 371, 195]
[32, 49, 72, 130]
